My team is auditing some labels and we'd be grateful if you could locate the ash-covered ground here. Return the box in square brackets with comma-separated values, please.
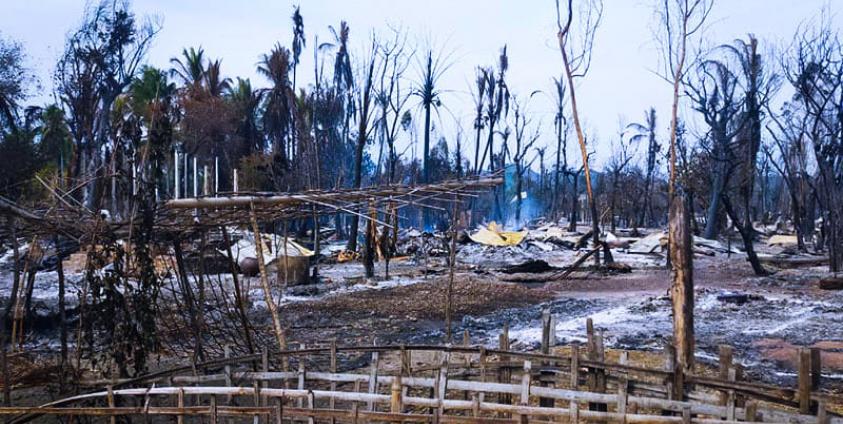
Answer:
[2, 226, 842, 390]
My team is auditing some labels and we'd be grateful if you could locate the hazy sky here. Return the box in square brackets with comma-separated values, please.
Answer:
[3, 0, 840, 168]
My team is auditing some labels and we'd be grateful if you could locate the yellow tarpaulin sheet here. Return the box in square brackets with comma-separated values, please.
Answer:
[469, 222, 527, 247]
[768, 234, 798, 247]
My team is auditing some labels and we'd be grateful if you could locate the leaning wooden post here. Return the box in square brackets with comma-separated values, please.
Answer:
[669, 195, 693, 399]
[249, 202, 287, 353]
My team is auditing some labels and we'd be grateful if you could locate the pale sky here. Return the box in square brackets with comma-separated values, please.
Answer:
[3, 0, 840, 169]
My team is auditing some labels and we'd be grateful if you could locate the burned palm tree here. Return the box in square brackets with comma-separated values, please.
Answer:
[551, 76, 569, 221]
[347, 38, 381, 253]
[291, 6, 306, 90]
[329, 21, 355, 153]
[258, 44, 297, 171]
[715, 34, 777, 276]
[471, 67, 489, 175]
[511, 96, 541, 226]
[226, 77, 262, 156]
[413, 46, 452, 184]
[478, 47, 510, 173]
[626, 108, 660, 227]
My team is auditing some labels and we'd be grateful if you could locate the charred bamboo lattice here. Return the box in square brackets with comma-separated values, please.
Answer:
[2, 339, 839, 424]
[0, 175, 502, 240]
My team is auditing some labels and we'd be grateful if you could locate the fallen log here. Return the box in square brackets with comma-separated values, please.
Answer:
[550, 245, 602, 280]
[759, 256, 828, 269]
[819, 277, 843, 291]
[498, 260, 557, 274]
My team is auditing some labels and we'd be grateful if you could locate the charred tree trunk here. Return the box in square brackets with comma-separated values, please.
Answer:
[669, 195, 694, 380]
[703, 161, 727, 240]
[721, 196, 768, 276]
[568, 171, 580, 232]
[364, 201, 376, 279]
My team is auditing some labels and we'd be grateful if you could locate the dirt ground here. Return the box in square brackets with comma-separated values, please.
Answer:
[2, 231, 842, 397]
[267, 245, 843, 389]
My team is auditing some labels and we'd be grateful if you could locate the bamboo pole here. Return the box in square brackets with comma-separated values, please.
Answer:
[248, 203, 287, 353]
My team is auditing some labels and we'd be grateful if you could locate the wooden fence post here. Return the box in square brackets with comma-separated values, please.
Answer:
[811, 347, 822, 389]
[588, 328, 607, 412]
[210, 394, 218, 424]
[391, 374, 403, 414]
[570, 342, 580, 415]
[726, 367, 736, 421]
[368, 343, 380, 411]
[498, 323, 511, 407]
[745, 400, 758, 422]
[798, 347, 813, 414]
[224, 345, 232, 402]
[107, 385, 115, 424]
[330, 339, 338, 423]
[177, 387, 185, 424]
[618, 351, 629, 418]
[275, 397, 283, 424]
[718, 344, 733, 406]
[298, 343, 307, 408]
[541, 309, 552, 354]
[436, 352, 450, 419]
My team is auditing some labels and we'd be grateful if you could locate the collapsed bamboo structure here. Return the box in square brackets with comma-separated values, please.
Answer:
[0, 175, 502, 240]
